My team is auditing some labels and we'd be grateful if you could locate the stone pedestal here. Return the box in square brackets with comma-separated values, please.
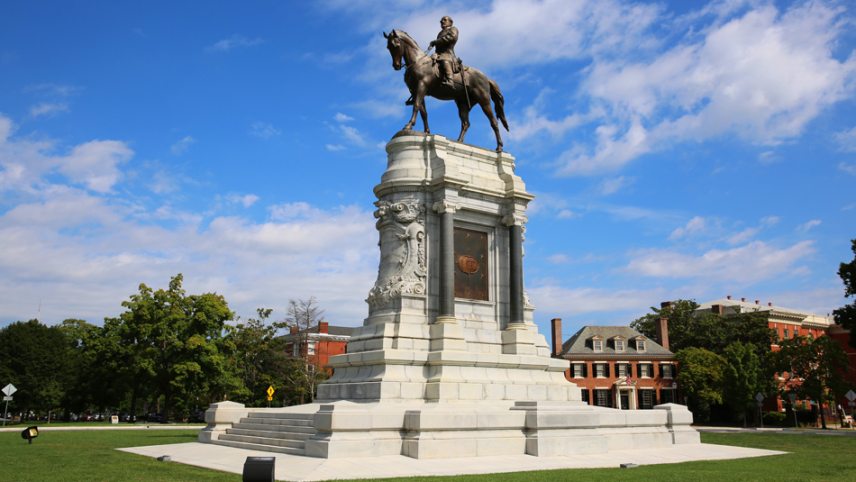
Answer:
[201, 134, 699, 458]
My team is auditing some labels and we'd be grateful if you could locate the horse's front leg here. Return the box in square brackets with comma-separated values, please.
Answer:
[404, 84, 427, 132]
[456, 99, 471, 143]
[420, 103, 429, 134]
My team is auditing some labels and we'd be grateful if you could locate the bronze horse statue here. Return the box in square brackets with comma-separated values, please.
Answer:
[384, 29, 509, 152]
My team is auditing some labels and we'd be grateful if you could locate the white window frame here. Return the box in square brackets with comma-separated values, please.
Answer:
[592, 338, 604, 352]
[617, 363, 628, 377]
[636, 338, 647, 353]
[595, 363, 606, 378]
[639, 363, 652, 378]
[661, 363, 674, 379]
[573, 363, 585, 379]
[614, 338, 625, 352]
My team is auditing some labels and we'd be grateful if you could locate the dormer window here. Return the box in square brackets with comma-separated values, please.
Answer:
[614, 337, 625, 352]
[592, 336, 604, 352]
[636, 338, 646, 353]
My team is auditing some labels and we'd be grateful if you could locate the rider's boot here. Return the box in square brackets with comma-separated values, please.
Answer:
[440, 61, 454, 88]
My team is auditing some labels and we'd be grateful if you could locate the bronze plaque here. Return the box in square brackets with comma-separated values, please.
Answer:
[454, 227, 489, 300]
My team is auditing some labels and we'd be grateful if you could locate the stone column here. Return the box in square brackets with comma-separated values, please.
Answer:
[434, 200, 457, 323]
[506, 215, 525, 326]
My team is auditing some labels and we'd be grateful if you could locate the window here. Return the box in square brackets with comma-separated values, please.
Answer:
[292, 343, 299, 357]
[617, 363, 628, 377]
[639, 363, 652, 378]
[307, 341, 316, 355]
[614, 338, 625, 352]
[581, 389, 590, 404]
[595, 389, 611, 407]
[784, 329, 789, 339]
[595, 363, 607, 378]
[660, 388, 675, 404]
[572, 363, 586, 378]
[639, 389, 655, 409]
[592, 338, 604, 352]
[661, 364, 674, 379]
[636, 339, 646, 352]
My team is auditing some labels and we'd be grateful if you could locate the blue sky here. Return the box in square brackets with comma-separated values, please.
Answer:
[1, 0, 855, 341]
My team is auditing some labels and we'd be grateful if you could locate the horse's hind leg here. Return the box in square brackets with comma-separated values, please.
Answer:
[456, 100, 471, 143]
[479, 99, 503, 152]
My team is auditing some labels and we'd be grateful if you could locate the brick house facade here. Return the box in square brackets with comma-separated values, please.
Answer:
[282, 322, 355, 374]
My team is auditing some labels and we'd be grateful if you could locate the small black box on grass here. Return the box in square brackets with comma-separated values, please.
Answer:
[243, 456, 275, 482]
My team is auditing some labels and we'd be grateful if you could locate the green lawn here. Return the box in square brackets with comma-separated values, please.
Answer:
[0, 429, 854, 481]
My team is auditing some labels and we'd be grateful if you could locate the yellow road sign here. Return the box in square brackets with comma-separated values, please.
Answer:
[266, 385, 275, 397]
[266, 395, 273, 402]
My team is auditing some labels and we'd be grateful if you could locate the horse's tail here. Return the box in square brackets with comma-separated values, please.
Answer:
[489, 79, 509, 132]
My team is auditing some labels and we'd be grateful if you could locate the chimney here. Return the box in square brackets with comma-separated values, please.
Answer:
[727, 295, 732, 300]
[711, 304, 724, 315]
[318, 321, 329, 334]
[550, 318, 563, 357]
[755, 299, 760, 305]
[741, 297, 746, 302]
[656, 301, 671, 351]
[768, 301, 773, 307]
[289, 326, 298, 335]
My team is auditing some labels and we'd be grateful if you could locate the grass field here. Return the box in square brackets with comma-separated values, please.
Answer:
[0, 429, 854, 481]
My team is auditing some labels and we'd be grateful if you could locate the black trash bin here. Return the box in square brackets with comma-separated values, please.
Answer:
[243, 456, 275, 482]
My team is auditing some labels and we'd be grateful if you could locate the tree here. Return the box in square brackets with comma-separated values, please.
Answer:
[631, 300, 774, 355]
[226, 308, 295, 406]
[0, 320, 74, 420]
[834, 239, 856, 349]
[722, 341, 768, 427]
[283, 297, 326, 404]
[674, 347, 725, 423]
[774, 335, 849, 429]
[107, 274, 238, 420]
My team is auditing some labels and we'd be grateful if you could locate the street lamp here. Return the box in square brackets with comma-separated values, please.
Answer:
[788, 392, 798, 428]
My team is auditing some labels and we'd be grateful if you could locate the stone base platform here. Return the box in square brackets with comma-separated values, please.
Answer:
[200, 400, 699, 459]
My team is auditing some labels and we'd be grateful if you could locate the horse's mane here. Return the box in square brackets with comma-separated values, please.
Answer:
[392, 29, 420, 49]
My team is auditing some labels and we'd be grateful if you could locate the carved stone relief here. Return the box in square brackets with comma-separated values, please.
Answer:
[366, 199, 427, 309]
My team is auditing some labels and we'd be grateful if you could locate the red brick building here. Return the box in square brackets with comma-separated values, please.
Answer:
[551, 318, 679, 409]
[283, 322, 355, 374]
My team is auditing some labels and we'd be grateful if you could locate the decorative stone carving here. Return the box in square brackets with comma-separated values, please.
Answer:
[366, 199, 427, 309]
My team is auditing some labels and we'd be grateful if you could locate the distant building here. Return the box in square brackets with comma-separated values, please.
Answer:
[551, 316, 679, 410]
[282, 321, 355, 374]
[696, 296, 832, 341]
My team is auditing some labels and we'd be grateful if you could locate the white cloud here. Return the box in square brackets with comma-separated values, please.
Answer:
[206, 35, 264, 53]
[29, 102, 69, 118]
[557, 2, 856, 175]
[727, 227, 759, 245]
[58, 140, 133, 193]
[326, 144, 345, 152]
[170, 135, 195, 155]
[528, 284, 664, 316]
[0, 115, 11, 142]
[334, 112, 354, 123]
[796, 219, 821, 232]
[249, 122, 281, 139]
[761, 216, 780, 227]
[839, 162, 856, 176]
[226, 193, 259, 208]
[835, 126, 856, 152]
[599, 176, 632, 195]
[669, 216, 707, 240]
[626, 240, 815, 283]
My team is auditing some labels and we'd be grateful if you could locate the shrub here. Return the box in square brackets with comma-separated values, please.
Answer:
[763, 411, 787, 426]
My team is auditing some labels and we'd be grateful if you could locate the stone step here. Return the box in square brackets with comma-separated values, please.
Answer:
[218, 433, 305, 449]
[228, 428, 313, 440]
[211, 438, 304, 456]
[246, 412, 315, 421]
[232, 422, 315, 434]
[239, 416, 314, 428]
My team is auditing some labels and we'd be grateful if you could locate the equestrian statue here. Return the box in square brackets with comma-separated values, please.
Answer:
[384, 16, 509, 152]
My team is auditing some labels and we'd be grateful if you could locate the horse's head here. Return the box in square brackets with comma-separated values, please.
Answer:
[383, 30, 404, 71]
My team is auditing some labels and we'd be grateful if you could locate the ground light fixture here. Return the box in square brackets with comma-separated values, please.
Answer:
[21, 426, 38, 444]
[243, 456, 275, 481]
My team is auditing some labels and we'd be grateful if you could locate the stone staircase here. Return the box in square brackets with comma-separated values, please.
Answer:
[212, 411, 316, 455]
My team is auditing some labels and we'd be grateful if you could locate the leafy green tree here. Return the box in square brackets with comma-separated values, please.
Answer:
[775, 335, 849, 429]
[0, 320, 74, 420]
[834, 239, 856, 349]
[107, 274, 239, 420]
[631, 299, 774, 355]
[226, 308, 294, 406]
[722, 341, 767, 427]
[674, 347, 725, 423]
